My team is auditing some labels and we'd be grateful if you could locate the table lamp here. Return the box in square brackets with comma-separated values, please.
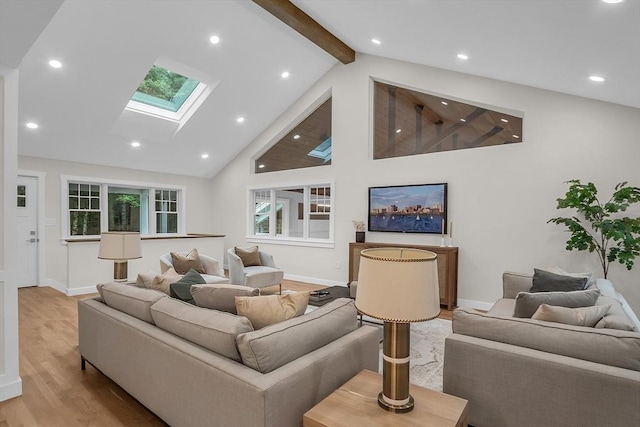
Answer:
[355, 247, 440, 413]
[98, 232, 142, 281]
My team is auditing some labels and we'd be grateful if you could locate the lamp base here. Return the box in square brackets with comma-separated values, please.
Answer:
[113, 261, 128, 282]
[378, 392, 414, 413]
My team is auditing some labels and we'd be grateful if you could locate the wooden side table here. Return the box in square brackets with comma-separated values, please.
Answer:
[303, 370, 468, 427]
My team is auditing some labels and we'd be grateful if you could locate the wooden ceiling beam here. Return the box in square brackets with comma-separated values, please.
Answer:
[252, 0, 355, 64]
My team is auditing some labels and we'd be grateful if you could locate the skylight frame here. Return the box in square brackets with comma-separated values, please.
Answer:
[126, 81, 208, 123]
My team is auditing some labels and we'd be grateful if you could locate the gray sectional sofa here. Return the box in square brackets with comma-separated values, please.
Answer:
[78, 282, 379, 427]
[443, 271, 640, 427]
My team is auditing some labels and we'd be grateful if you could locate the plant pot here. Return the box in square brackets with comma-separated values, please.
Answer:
[355, 231, 365, 243]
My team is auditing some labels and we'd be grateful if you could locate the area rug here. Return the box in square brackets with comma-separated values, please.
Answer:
[375, 318, 452, 392]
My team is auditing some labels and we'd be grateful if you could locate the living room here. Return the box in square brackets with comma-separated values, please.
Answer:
[2, 1, 639, 426]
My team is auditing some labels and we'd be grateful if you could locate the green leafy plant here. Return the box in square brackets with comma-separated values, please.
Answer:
[548, 180, 640, 278]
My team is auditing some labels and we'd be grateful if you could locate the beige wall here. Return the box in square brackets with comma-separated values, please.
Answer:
[18, 156, 218, 291]
[0, 73, 5, 378]
[211, 54, 640, 313]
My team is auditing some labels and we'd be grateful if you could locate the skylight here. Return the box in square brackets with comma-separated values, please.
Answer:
[126, 64, 209, 123]
[131, 65, 200, 112]
[307, 137, 332, 163]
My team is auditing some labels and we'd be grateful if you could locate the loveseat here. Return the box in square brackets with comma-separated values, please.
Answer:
[443, 271, 640, 427]
[78, 282, 379, 427]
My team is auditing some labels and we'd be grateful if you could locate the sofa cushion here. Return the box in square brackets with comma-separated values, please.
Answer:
[452, 307, 640, 371]
[531, 303, 610, 327]
[514, 289, 600, 318]
[530, 268, 588, 293]
[595, 295, 639, 331]
[235, 292, 308, 329]
[98, 282, 167, 324]
[150, 297, 254, 362]
[170, 249, 205, 274]
[236, 298, 358, 373]
[169, 269, 205, 303]
[149, 268, 182, 294]
[234, 246, 261, 267]
[191, 283, 259, 314]
[502, 271, 534, 298]
[540, 266, 594, 288]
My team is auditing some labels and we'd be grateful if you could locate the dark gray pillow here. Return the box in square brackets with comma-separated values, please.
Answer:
[514, 288, 601, 318]
[530, 268, 588, 293]
[169, 268, 206, 304]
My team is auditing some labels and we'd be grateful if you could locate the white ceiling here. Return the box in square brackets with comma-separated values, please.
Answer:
[2, 0, 638, 179]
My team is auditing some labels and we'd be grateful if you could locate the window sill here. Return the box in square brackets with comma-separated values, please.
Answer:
[247, 236, 335, 249]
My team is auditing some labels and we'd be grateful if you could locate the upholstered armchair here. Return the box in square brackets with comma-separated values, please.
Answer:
[227, 247, 284, 293]
[159, 251, 229, 285]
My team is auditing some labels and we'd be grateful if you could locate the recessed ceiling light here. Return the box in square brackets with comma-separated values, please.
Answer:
[209, 35, 220, 44]
[48, 59, 62, 68]
[460, 118, 467, 122]
[501, 118, 509, 123]
[457, 53, 469, 60]
[371, 38, 381, 45]
[396, 129, 402, 133]
[293, 134, 300, 139]
[589, 75, 606, 82]
[281, 71, 290, 79]
[512, 134, 520, 139]
[201, 153, 209, 159]
[258, 164, 265, 169]
[602, 0, 623, 4]
[236, 117, 245, 123]
[131, 141, 141, 148]
[26, 122, 39, 129]
[441, 101, 448, 105]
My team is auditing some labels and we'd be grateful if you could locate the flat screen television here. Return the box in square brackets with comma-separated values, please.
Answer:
[368, 183, 447, 234]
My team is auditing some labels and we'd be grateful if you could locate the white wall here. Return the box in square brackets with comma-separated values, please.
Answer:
[17, 156, 219, 292]
[1, 68, 22, 401]
[211, 54, 640, 313]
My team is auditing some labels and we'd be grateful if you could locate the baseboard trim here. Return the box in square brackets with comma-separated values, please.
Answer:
[284, 273, 345, 288]
[456, 298, 494, 311]
[41, 280, 97, 296]
[0, 377, 23, 402]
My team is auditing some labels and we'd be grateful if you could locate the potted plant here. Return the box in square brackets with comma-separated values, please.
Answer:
[548, 179, 640, 278]
[352, 220, 366, 243]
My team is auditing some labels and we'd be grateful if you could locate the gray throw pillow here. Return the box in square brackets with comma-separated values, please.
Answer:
[514, 288, 601, 318]
[530, 268, 588, 293]
[169, 268, 205, 304]
[191, 284, 259, 314]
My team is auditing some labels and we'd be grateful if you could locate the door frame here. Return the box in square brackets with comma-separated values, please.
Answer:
[18, 169, 46, 286]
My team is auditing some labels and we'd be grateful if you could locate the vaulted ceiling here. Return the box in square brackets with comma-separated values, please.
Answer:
[1, 0, 638, 178]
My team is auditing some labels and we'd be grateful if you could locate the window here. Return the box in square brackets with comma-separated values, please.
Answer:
[125, 63, 210, 123]
[255, 97, 332, 173]
[248, 182, 334, 247]
[17, 185, 26, 207]
[62, 176, 184, 238]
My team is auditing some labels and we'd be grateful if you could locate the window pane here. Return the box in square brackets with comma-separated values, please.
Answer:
[131, 65, 201, 113]
[256, 98, 332, 173]
[156, 201, 162, 211]
[69, 197, 78, 209]
[69, 211, 101, 236]
[69, 183, 79, 196]
[91, 185, 100, 197]
[108, 190, 141, 232]
[80, 198, 89, 209]
[80, 184, 89, 197]
[169, 190, 177, 201]
[17, 196, 26, 207]
[155, 190, 161, 199]
[254, 215, 269, 234]
[156, 213, 177, 233]
[17, 185, 26, 196]
[91, 198, 100, 210]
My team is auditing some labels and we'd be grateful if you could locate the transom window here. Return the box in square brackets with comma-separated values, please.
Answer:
[62, 176, 185, 238]
[248, 182, 334, 247]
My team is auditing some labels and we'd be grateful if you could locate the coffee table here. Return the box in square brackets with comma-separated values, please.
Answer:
[303, 369, 468, 427]
[307, 285, 351, 307]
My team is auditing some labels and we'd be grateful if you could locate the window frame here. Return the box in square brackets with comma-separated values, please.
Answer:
[246, 180, 335, 248]
[61, 175, 186, 241]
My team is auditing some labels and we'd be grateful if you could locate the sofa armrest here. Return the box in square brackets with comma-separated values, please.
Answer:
[444, 333, 640, 427]
[502, 271, 532, 298]
[226, 249, 246, 285]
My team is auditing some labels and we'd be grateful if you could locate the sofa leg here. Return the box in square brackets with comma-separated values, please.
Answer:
[81, 356, 86, 370]
[279, 283, 282, 295]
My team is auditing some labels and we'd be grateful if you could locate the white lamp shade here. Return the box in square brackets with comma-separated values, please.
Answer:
[98, 232, 142, 260]
[355, 248, 440, 323]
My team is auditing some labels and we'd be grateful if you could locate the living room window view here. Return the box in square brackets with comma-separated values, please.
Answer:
[65, 178, 183, 237]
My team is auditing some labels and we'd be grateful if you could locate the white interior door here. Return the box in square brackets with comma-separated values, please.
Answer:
[16, 175, 39, 287]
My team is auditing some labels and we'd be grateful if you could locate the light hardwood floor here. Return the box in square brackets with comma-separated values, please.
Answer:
[0, 281, 452, 426]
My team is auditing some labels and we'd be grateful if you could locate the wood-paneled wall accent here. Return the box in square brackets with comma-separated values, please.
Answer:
[349, 242, 459, 310]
